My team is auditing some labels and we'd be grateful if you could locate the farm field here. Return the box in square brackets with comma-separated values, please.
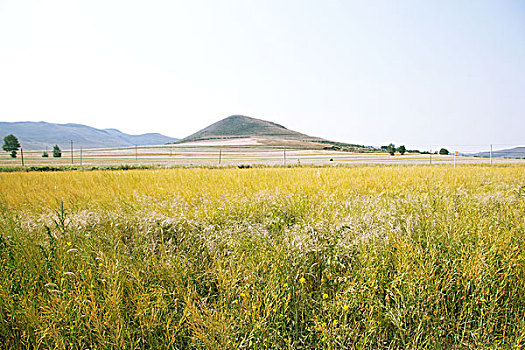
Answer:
[1, 144, 523, 168]
[0, 166, 524, 348]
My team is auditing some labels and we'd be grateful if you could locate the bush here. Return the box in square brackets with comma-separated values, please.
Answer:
[53, 145, 62, 158]
[387, 143, 396, 156]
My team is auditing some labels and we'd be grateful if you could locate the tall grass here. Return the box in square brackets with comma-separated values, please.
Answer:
[0, 166, 524, 349]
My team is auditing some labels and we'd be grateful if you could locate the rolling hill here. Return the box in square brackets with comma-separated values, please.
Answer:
[473, 147, 525, 159]
[180, 115, 322, 143]
[0, 122, 178, 150]
[178, 115, 371, 151]
[177, 115, 375, 152]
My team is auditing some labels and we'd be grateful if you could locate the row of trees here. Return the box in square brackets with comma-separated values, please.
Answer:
[381, 143, 449, 156]
[2, 134, 62, 158]
[382, 144, 407, 156]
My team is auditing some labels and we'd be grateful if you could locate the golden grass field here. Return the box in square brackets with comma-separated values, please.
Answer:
[0, 166, 524, 348]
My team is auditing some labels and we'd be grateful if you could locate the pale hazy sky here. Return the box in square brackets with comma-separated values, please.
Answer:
[0, 0, 523, 152]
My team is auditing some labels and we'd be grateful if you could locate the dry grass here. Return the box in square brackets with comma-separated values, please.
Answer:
[0, 166, 524, 349]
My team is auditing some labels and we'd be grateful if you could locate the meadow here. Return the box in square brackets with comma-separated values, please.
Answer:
[0, 166, 524, 349]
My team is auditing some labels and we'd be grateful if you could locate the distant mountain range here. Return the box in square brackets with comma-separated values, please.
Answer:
[0, 122, 179, 150]
[473, 147, 525, 159]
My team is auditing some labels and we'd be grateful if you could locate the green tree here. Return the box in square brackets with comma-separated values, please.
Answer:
[398, 145, 406, 155]
[53, 145, 62, 158]
[386, 143, 396, 156]
[42, 151, 49, 158]
[439, 148, 449, 155]
[2, 134, 21, 158]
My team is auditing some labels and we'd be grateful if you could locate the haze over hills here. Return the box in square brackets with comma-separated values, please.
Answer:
[0, 122, 179, 150]
[473, 147, 525, 159]
[1, 116, 377, 152]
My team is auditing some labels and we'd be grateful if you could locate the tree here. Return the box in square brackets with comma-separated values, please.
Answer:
[53, 145, 62, 158]
[439, 148, 449, 155]
[2, 134, 21, 158]
[398, 145, 406, 155]
[42, 151, 49, 157]
[386, 143, 396, 156]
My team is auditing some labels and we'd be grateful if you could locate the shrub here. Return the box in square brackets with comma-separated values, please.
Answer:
[53, 145, 62, 158]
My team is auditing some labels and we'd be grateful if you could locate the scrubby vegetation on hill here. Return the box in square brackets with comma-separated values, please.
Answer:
[180, 115, 318, 142]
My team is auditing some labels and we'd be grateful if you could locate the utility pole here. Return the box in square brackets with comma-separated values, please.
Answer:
[20, 148, 24, 166]
[283, 146, 286, 166]
[135, 145, 138, 161]
[219, 149, 222, 165]
[70, 140, 73, 165]
[80, 146, 82, 166]
[490, 144, 493, 166]
[454, 151, 456, 168]
[429, 153, 432, 165]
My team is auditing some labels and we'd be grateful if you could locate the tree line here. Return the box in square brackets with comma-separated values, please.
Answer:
[381, 143, 449, 156]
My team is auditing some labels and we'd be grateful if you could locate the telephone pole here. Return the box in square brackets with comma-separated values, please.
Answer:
[70, 140, 73, 165]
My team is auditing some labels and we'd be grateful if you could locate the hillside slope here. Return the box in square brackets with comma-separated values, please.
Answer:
[474, 147, 525, 159]
[180, 115, 323, 143]
[0, 122, 178, 150]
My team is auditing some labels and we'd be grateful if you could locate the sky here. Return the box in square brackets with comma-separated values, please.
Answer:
[0, 0, 524, 152]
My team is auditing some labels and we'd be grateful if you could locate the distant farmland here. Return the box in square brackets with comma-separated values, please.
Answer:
[1, 143, 524, 168]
